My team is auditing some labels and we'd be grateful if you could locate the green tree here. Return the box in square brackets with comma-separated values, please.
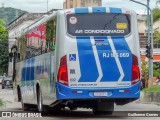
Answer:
[152, 8, 160, 23]
[0, 19, 9, 75]
[0, 99, 4, 109]
[141, 61, 149, 79]
[152, 1, 160, 43]
[153, 62, 160, 77]
[153, 28, 160, 43]
[0, 19, 6, 31]
[156, 0, 160, 4]
[153, 0, 160, 23]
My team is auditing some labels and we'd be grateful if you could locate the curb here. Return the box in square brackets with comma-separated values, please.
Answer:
[140, 92, 160, 105]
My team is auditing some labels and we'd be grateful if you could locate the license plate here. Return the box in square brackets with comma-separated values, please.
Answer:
[94, 92, 108, 97]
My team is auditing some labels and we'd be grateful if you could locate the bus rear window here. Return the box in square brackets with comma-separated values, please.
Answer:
[67, 13, 130, 36]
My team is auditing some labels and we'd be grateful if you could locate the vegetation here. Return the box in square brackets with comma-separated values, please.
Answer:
[156, 0, 160, 5]
[0, 7, 27, 25]
[0, 99, 4, 108]
[141, 61, 149, 79]
[141, 61, 160, 78]
[153, 62, 160, 77]
[142, 86, 160, 92]
[152, 8, 160, 23]
[153, 29, 160, 43]
[0, 19, 9, 75]
[153, 0, 160, 43]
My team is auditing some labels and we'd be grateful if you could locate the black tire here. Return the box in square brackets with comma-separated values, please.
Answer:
[21, 97, 30, 111]
[20, 90, 30, 111]
[37, 89, 43, 112]
[37, 89, 48, 115]
[2, 85, 4, 89]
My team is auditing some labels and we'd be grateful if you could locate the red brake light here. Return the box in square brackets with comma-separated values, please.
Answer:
[57, 55, 68, 86]
[132, 55, 140, 85]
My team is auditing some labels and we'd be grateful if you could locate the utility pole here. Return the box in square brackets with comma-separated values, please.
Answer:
[147, 0, 151, 87]
[150, 4, 154, 87]
[146, 0, 153, 87]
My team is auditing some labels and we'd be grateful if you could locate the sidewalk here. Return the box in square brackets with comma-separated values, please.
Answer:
[139, 91, 160, 105]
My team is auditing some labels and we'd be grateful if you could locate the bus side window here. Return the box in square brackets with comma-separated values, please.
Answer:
[46, 17, 56, 52]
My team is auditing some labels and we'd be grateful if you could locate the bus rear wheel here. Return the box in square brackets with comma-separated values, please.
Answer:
[21, 95, 29, 111]
[37, 89, 43, 112]
[37, 89, 48, 115]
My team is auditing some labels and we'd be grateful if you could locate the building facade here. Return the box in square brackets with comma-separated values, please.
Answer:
[64, 0, 102, 9]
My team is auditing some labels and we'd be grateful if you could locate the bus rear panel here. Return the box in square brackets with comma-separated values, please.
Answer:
[56, 7, 140, 109]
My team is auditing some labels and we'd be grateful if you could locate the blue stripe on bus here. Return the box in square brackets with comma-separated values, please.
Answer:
[21, 58, 35, 81]
[22, 60, 26, 81]
[94, 37, 120, 82]
[92, 7, 106, 13]
[75, 7, 89, 13]
[76, 37, 99, 82]
[109, 7, 122, 13]
[26, 59, 30, 81]
[30, 58, 35, 80]
[111, 36, 132, 81]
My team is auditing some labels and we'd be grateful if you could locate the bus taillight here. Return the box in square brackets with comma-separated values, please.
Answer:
[57, 55, 68, 86]
[132, 55, 140, 85]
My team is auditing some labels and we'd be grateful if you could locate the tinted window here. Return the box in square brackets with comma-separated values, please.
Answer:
[67, 13, 130, 36]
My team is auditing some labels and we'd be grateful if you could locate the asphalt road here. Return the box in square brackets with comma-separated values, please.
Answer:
[0, 84, 160, 120]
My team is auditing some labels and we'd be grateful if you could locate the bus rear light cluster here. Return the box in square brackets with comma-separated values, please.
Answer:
[57, 55, 68, 86]
[131, 55, 140, 85]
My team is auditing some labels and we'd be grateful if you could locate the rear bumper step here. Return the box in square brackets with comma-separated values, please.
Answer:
[56, 82, 140, 100]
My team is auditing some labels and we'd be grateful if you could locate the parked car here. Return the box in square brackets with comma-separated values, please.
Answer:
[0, 76, 4, 84]
[1, 77, 13, 89]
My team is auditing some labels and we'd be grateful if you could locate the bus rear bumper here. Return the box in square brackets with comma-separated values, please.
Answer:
[56, 82, 140, 100]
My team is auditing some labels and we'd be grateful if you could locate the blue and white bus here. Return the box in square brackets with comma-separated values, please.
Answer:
[11, 7, 141, 115]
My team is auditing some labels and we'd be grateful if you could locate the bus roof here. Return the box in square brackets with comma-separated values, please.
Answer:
[22, 11, 57, 36]
[64, 7, 132, 15]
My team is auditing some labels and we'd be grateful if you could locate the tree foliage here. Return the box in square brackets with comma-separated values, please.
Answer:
[0, 99, 4, 108]
[153, 28, 160, 43]
[141, 61, 160, 78]
[0, 19, 5, 31]
[152, 1, 160, 43]
[156, 0, 160, 5]
[153, 62, 160, 77]
[0, 19, 9, 75]
[141, 61, 149, 79]
[152, 7, 160, 23]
